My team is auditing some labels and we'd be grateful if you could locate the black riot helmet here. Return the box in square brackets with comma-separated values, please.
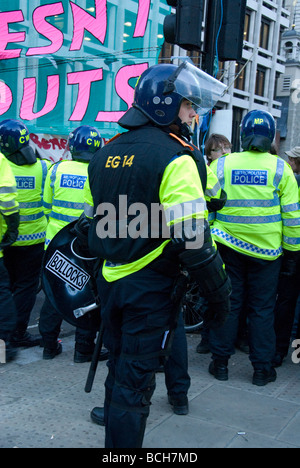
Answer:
[0, 119, 37, 165]
[118, 61, 226, 134]
[241, 110, 276, 152]
[68, 126, 102, 163]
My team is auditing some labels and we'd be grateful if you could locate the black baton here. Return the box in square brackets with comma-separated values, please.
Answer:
[85, 321, 105, 393]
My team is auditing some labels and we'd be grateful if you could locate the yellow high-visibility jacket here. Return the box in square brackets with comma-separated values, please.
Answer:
[0, 153, 19, 258]
[7, 159, 49, 246]
[84, 150, 208, 282]
[210, 150, 300, 259]
[43, 160, 88, 248]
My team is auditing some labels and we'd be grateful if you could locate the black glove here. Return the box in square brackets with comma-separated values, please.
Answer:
[206, 189, 227, 213]
[281, 249, 300, 277]
[0, 212, 20, 249]
[204, 295, 231, 329]
[71, 213, 92, 257]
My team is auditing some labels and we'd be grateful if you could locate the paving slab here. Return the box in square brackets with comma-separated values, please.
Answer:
[1, 333, 300, 449]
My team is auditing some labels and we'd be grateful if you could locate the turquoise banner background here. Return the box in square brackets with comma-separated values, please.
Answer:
[0, 0, 170, 139]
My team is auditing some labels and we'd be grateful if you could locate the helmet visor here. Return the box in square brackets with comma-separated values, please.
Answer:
[166, 61, 227, 116]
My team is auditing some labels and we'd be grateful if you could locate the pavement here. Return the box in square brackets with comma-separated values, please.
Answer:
[1, 292, 300, 449]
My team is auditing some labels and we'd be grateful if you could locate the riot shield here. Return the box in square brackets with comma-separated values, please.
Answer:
[42, 221, 101, 331]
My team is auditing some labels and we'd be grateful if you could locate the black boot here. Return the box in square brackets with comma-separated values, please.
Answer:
[252, 368, 277, 386]
[209, 359, 228, 381]
[168, 394, 189, 415]
[90, 407, 105, 426]
[43, 342, 62, 360]
[11, 331, 41, 348]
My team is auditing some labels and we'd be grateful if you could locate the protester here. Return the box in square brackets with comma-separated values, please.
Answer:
[286, 146, 300, 175]
[205, 133, 232, 166]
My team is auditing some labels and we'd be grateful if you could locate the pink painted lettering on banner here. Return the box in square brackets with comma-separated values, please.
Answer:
[27, 3, 65, 56]
[96, 63, 148, 122]
[70, 0, 107, 51]
[20, 75, 60, 119]
[0, 11, 25, 60]
[68, 69, 103, 120]
[134, 0, 151, 37]
[0, 81, 13, 114]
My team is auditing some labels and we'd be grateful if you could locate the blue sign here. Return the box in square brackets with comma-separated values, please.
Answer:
[231, 170, 268, 186]
[15, 176, 35, 190]
[60, 174, 87, 189]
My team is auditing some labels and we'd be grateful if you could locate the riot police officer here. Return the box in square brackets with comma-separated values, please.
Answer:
[83, 62, 231, 448]
[0, 119, 48, 348]
[0, 151, 19, 361]
[209, 110, 300, 386]
[39, 125, 106, 362]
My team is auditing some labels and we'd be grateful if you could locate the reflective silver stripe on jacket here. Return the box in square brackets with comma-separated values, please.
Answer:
[212, 228, 283, 257]
[0, 186, 17, 194]
[216, 213, 282, 224]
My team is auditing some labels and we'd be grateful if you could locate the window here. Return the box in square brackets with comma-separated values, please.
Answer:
[232, 107, 244, 152]
[244, 12, 251, 43]
[255, 66, 266, 96]
[234, 61, 246, 91]
[284, 41, 293, 54]
[259, 18, 270, 50]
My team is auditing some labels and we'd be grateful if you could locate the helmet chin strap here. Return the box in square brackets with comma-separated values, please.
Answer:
[172, 117, 192, 140]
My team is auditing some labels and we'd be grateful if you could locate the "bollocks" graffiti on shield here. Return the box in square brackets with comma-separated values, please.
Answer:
[46, 250, 90, 291]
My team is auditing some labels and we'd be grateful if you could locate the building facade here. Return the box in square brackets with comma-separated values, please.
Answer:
[276, 0, 300, 155]
[220, 0, 290, 150]
[161, 0, 291, 152]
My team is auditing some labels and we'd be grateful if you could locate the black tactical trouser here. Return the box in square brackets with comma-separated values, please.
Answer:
[210, 243, 281, 371]
[0, 258, 17, 341]
[97, 267, 186, 448]
[4, 243, 44, 336]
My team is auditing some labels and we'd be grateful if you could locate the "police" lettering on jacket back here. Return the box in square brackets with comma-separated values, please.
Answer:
[15, 176, 36, 190]
[231, 170, 268, 186]
[60, 174, 87, 189]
